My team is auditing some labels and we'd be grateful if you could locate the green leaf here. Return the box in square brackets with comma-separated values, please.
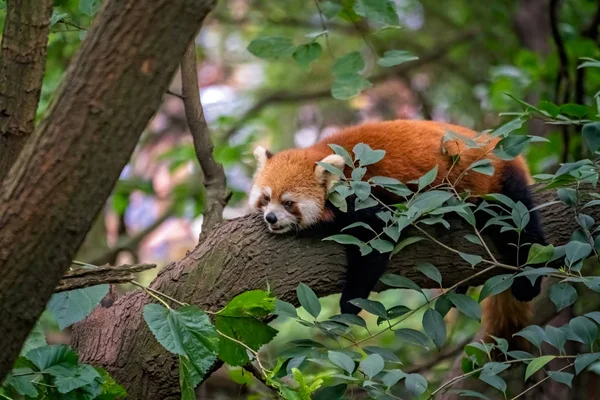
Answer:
[493, 135, 531, 160]
[180, 355, 201, 400]
[459, 252, 482, 267]
[328, 351, 355, 374]
[143, 304, 218, 379]
[479, 373, 506, 393]
[382, 369, 407, 387]
[313, 384, 347, 400]
[47, 284, 109, 330]
[526, 243, 555, 265]
[569, 316, 598, 346]
[453, 389, 490, 399]
[524, 356, 555, 381]
[422, 309, 446, 350]
[583, 122, 600, 153]
[468, 159, 495, 176]
[464, 234, 482, 246]
[316, 161, 345, 177]
[20, 321, 46, 356]
[329, 314, 367, 329]
[323, 234, 363, 246]
[80, 0, 100, 16]
[404, 373, 428, 396]
[370, 239, 394, 253]
[297, 283, 321, 319]
[55, 364, 100, 394]
[293, 43, 322, 67]
[25, 344, 78, 371]
[351, 166, 367, 181]
[329, 144, 354, 166]
[575, 352, 600, 374]
[418, 165, 438, 190]
[355, 197, 378, 211]
[395, 328, 430, 350]
[364, 346, 400, 362]
[275, 300, 298, 318]
[357, 147, 385, 167]
[354, 0, 399, 25]
[565, 240, 592, 267]
[351, 181, 371, 200]
[560, 103, 588, 119]
[348, 299, 387, 318]
[557, 188, 577, 207]
[491, 117, 525, 138]
[538, 100, 561, 117]
[479, 274, 514, 301]
[392, 236, 425, 254]
[548, 371, 573, 388]
[247, 36, 296, 59]
[219, 290, 275, 318]
[544, 325, 566, 353]
[331, 73, 372, 100]
[3, 368, 39, 397]
[380, 274, 423, 296]
[514, 325, 545, 350]
[377, 50, 418, 67]
[215, 315, 277, 366]
[585, 311, 600, 324]
[359, 354, 384, 379]
[448, 293, 481, 320]
[333, 52, 365, 76]
[416, 262, 442, 285]
[549, 283, 578, 312]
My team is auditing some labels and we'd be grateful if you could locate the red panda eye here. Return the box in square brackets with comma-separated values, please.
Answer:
[262, 194, 270, 202]
[283, 201, 294, 208]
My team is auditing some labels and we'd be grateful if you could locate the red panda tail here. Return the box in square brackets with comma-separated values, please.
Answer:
[481, 291, 534, 351]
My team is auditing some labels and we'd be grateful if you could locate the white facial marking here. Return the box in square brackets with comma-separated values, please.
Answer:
[248, 186, 271, 211]
[297, 199, 321, 227]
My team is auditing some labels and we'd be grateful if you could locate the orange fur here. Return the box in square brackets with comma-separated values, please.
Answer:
[252, 120, 535, 343]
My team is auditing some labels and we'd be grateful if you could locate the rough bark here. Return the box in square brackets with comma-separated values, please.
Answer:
[0, 0, 53, 181]
[70, 184, 599, 399]
[0, 0, 216, 380]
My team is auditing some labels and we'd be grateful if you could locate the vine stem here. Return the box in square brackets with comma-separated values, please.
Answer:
[510, 362, 574, 400]
[427, 356, 576, 399]
[131, 280, 189, 308]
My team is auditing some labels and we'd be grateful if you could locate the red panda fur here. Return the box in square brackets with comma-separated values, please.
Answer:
[253, 119, 540, 346]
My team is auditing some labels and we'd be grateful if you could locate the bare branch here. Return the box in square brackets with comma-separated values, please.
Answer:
[181, 41, 230, 239]
[55, 263, 156, 292]
[0, 0, 53, 181]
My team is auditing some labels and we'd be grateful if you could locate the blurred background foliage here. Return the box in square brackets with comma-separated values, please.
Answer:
[3, 0, 599, 397]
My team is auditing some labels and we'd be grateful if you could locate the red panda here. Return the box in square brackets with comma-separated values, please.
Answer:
[249, 119, 546, 347]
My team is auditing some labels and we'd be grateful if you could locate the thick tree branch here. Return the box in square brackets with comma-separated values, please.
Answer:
[181, 41, 229, 239]
[0, 0, 217, 380]
[55, 263, 156, 292]
[0, 0, 53, 181]
[71, 184, 598, 399]
[222, 29, 478, 140]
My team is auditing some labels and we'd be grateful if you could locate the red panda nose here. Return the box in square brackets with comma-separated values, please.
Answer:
[265, 213, 278, 224]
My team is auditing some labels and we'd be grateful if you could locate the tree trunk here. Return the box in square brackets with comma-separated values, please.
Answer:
[71, 184, 597, 399]
[0, 0, 53, 180]
[0, 0, 216, 380]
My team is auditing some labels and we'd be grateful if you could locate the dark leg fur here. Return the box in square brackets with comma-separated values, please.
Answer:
[476, 163, 547, 302]
[326, 199, 390, 315]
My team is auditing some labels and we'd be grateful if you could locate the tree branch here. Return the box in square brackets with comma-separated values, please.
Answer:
[0, 0, 53, 181]
[181, 41, 230, 240]
[0, 0, 217, 380]
[71, 184, 598, 399]
[55, 263, 156, 292]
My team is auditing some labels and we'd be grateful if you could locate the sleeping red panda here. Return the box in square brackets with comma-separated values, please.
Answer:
[249, 119, 546, 346]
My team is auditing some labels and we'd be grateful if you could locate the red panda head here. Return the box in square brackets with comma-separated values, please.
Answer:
[249, 146, 345, 233]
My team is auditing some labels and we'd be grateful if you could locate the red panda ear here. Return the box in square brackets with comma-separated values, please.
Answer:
[315, 154, 345, 189]
[253, 146, 273, 172]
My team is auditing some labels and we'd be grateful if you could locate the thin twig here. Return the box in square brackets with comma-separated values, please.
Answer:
[55, 263, 156, 292]
[181, 41, 230, 240]
[510, 362, 574, 400]
[313, 0, 334, 59]
[166, 89, 184, 100]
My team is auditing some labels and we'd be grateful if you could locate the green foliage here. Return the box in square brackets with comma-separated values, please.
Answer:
[1, 345, 126, 399]
[47, 285, 109, 330]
